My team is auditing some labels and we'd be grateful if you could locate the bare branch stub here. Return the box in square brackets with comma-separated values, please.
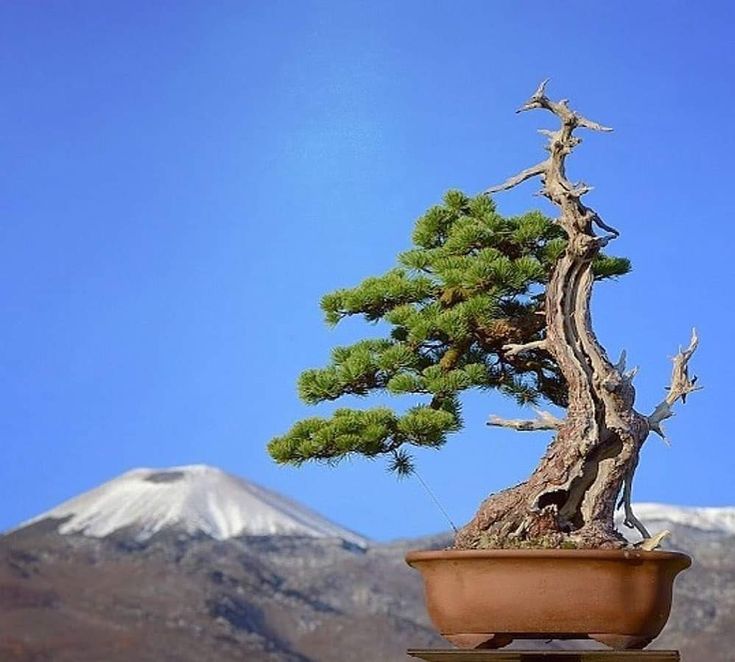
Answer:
[487, 409, 562, 432]
[502, 339, 547, 358]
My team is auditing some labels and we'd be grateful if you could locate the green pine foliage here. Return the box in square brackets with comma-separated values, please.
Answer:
[268, 191, 630, 472]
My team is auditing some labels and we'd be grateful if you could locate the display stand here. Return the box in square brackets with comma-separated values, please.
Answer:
[407, 651, 680, 662]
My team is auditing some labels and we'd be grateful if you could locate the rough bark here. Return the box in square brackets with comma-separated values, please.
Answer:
[455, 81, 699, 549]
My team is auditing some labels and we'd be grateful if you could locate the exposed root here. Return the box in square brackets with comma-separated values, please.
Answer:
[619, 464, 650, 539]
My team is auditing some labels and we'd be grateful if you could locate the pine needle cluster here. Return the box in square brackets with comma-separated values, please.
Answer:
[268, 191, 630, 473]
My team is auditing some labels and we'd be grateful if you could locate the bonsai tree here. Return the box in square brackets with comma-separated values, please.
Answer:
[268, 82, 699, 550]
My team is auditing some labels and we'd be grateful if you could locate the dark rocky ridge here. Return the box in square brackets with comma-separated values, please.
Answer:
[0, 518, 732, 661]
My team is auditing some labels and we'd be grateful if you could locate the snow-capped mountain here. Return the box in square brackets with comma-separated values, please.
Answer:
[614, 502, 735, 538]
[19, 464, 368, 547]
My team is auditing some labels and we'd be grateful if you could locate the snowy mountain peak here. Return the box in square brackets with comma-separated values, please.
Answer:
[20, 464, 368, 547]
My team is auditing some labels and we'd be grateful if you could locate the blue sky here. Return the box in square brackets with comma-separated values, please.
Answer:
[1, 1, 734, 540]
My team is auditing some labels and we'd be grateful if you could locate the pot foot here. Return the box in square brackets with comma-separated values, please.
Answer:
[444, 633, 514, 649]
[590, 634, 654, 650]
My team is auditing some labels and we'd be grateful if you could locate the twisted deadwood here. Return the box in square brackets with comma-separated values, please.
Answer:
[455, 81, 700, 549]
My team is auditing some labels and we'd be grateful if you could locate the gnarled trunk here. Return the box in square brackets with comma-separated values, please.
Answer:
[455, 82, 699, 549]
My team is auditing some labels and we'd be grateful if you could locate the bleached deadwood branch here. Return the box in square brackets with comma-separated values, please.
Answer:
[590, 211, 620, 238]
[484, 78, 618, 236]
[624, 366, 639, 382]
[485, 161, 548, 195]
[487, 409, 562, 432]
[614, 349, 627, 373]
[647, 329, 701, 440]
[515, 78, 613, 133]
[613, 349, 638, 384]
[637, 529, 671, 552]
[502, 339, 547, 357]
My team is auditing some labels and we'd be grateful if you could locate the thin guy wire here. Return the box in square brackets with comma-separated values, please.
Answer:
[411, 468, 458, 533]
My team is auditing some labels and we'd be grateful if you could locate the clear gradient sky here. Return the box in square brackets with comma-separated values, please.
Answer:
[1, 1, 734, 540]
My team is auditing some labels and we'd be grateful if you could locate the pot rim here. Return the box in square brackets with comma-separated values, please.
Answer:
[406, 548, 692, 567]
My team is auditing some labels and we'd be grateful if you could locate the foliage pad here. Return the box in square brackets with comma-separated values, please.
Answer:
[268, 191, 629, 471]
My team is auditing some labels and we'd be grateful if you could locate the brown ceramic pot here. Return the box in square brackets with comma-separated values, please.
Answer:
[406, 548, 690, 650]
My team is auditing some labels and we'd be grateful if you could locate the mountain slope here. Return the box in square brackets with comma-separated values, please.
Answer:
[1, 467, 733, 662]
[0, 524, 439, 662]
